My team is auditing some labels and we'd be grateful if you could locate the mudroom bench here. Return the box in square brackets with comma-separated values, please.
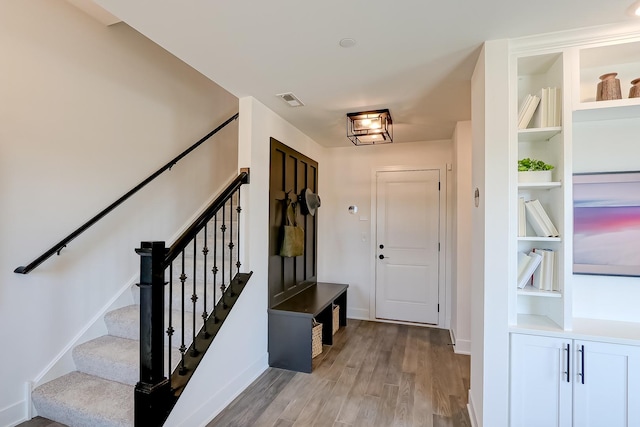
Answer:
[267, 282, 348, 373]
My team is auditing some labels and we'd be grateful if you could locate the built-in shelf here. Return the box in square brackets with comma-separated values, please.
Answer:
[518, 286, 562, 298]
[573, 98, 640, 122]
[517, 236, 561, 242]
[517, 182, 562, 190]
[518, 126, 562, 142]
[511, 314, 563, 333]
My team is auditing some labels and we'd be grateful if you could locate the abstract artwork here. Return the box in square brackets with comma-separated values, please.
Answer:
[574, 171, 640, 276]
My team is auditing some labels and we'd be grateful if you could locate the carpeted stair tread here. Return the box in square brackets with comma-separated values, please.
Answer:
[104, 305, 196, 347]
[32, 371, 133, 427]
[73, 336, 139, 386]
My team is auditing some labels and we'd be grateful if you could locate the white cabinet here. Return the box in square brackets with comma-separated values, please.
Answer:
[511, 333, 640, 427]
[572, 340, 640, 427]
[510, 334, 571, 427]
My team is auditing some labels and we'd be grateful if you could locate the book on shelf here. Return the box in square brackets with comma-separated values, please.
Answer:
[533, 87, 561, 128]
[531, 248, 556, 291]
[518, 197, 526, 237]
[518, 94, 540, 129]
[517, 251, 543, 289]
[524, 199, 559, 237]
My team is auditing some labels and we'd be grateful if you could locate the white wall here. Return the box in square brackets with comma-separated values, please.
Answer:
[571, 118, 640, 322]
[452, 121, 472, 355]
[470, 40, 511, 427]
[320, 140, 453, 324]
[0, 2, 239, 425]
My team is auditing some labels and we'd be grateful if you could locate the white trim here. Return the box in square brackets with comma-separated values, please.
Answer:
[468, 390, 479, 427]
[173, 353, 268, 427]
[450, 329, 472, 355]
[0, 399, 26, 427]
[24, 381, 33, 422]
[346, 307, 370, 320]
[369, 165, 449, 329]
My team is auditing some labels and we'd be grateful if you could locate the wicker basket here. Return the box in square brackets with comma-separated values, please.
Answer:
[312, 320, 323, 358]
[332, 304, 340, 335]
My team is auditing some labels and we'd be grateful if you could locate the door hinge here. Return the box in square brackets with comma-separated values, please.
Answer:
[438, 181, 441, 191]
[438, 242, 440, 251]
[438, 304, 440, 312]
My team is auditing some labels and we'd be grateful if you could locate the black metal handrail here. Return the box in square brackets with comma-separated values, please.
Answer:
[164, 170, 248, 266]
[14, 113, 239, 274]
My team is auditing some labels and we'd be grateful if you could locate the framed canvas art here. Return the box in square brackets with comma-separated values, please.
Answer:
[573, 171, 640, 276]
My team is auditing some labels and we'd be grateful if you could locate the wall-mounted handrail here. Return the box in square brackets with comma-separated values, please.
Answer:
[14, 113, 239, 274]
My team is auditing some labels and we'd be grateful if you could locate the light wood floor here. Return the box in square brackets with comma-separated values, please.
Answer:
[19, 320, 470, 427]
[209, 320, 471, 427]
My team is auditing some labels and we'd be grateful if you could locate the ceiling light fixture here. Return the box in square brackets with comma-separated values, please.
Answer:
[346, 109, 393, 146]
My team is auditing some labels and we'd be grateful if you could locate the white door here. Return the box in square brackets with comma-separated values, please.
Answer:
[375, 169, 440, 324]
[510, 333, 572, 427]
[572, 340, 640, 427]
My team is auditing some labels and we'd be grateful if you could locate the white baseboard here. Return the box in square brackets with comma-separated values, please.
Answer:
[172, 353, 268, 427]
[468, 390, 479, 427]
[1, 399, 26, 427]
[449, 329, 471, 355]
[346, 307, 369, 320]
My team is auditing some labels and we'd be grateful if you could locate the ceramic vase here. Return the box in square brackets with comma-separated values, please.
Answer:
[630, 78, 640, 99]
[596, 73, 622, 101]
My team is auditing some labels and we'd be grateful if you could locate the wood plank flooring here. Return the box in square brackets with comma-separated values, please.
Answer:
[18, 320, 470, 427]
[209, 320, 471, 427]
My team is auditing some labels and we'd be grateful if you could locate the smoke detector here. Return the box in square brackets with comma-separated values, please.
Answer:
[276, 92, 305, 107]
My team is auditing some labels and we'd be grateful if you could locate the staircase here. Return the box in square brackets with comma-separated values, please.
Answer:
[30, 175, 251, 427]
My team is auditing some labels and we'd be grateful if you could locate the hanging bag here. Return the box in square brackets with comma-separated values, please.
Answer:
[280, 201, 304, 257]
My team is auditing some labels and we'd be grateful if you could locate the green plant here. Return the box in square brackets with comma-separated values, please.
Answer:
[518, 158, 554, 171]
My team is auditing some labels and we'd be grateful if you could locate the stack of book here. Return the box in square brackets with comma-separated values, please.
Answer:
[522, 199, 559, 238]
[518, 88, 562, 129]
[531, 248, 556, 291]
[517, 251, 542, 289]
[518, 94, 540, 129]
[517, 248, 557, 291]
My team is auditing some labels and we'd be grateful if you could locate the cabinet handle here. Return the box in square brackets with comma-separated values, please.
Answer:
[565, 343, 570, 383]
[578, 345, 585, 384]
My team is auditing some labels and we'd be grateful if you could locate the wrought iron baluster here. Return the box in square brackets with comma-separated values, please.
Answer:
[202, 224, 210, 337]
[221, 201, 227, 309]
[179, 251, 187, 375]
[167, 263, 174, 379]
[212, 213, 218, 322]
[190, 239, 198, 356]
[228, 196, 235, 296]
[236, 188, 242, 275]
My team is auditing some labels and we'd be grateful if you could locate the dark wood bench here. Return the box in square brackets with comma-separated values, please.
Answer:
[268, 282, 348, 373]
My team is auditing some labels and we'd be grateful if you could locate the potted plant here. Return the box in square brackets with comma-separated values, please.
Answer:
[518, 158, 554, 183]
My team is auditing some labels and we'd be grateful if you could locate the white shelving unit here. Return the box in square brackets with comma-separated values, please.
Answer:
[513, 50, 568, 330]
[508, 31, 640, 427]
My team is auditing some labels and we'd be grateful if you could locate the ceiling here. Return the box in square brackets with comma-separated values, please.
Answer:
[88, 0, 638, 147]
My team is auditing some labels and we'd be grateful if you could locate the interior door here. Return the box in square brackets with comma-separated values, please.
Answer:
[375, 169, 440, 324]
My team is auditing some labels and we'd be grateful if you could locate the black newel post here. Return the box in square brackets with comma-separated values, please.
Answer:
[135, 241, 171, 427]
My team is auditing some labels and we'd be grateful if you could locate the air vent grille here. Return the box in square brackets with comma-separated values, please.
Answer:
[276, 92, 304, 107]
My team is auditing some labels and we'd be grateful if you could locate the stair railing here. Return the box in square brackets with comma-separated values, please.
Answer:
[14, 113, 239, 274]
[135, 170, 252, 426]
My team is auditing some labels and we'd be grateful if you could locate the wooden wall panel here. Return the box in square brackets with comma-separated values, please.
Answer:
[269, 138, 318, 307]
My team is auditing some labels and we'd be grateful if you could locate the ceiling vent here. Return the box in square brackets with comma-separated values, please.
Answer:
[277, 92, 305, 107]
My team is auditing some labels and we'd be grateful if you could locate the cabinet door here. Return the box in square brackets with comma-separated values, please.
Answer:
[572, 340, 640, 427]
[510, 333, 572, 427]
